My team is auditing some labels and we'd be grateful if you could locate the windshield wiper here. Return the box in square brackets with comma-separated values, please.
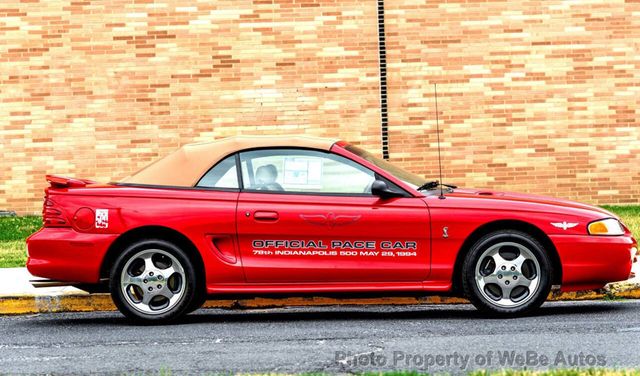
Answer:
[417, 180, 439, 191]
[417, 180, 458, 191]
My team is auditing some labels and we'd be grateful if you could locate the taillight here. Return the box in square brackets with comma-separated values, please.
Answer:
[43, 197, 69, 227]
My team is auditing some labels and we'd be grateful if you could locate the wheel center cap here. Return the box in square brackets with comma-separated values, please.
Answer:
[146, 271, 164, 284]
[498, 264, 519, 282]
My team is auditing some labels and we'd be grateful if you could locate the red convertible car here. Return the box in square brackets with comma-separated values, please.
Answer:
[27, 136, 637, 323]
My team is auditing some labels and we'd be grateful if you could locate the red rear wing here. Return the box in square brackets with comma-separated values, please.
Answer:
[46, 175, 97, 188]
[44, 175, 97, 227]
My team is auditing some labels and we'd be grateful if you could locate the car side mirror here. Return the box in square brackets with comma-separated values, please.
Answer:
[371, 179, 405, 199]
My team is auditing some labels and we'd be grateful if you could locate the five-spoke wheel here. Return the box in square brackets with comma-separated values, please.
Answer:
[475, 241, 540, 308]
[462, 230, 552, 315]
[120, 249, 186, 315]
[110, 239, 198, 323]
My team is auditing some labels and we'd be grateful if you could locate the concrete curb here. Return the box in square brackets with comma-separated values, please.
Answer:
[1, 283, 639, 315]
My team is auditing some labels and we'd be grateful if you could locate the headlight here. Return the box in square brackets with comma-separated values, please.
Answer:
[587, 218, 625, 236]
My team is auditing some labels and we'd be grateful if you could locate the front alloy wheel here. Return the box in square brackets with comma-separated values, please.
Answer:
[110, 239, 196, 323]
[462, 230, 552, 316]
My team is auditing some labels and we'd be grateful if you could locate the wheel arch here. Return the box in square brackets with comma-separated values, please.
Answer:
[100, 226, 206, 292]
[451, 219, 562, 294]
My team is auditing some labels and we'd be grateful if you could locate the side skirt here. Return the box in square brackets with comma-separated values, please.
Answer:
[206, 281, 452, 295]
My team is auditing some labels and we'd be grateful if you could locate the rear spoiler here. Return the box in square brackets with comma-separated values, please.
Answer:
[46, 175, 97, 188]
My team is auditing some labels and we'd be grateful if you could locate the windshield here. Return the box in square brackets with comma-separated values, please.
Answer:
[344, 144, 428, 189]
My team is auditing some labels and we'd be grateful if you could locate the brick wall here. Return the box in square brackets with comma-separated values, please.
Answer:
[1, 0, 638, 214]
[384, 0, 640, 205]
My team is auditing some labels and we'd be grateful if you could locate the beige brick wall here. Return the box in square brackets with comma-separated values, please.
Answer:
[384, 0, 640, 204]
[1, 0, 638, 214]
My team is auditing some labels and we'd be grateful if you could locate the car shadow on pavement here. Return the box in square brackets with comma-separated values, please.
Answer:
[26, 300, 631, 327]
[181, 301, 626, 324]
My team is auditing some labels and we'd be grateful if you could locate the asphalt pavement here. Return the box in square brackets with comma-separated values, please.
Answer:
[1, 300, 639, 374]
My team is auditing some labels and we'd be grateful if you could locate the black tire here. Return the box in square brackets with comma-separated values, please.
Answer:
[109, 239, 197, 324]
[461, 230, 552, 316]
[186, 289, 207, 314]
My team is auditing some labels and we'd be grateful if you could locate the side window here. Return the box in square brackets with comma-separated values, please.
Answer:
[239, 149, 375, 195]
[196, 154, 239, 189]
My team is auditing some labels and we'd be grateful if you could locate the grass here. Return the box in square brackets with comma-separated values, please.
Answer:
[356, 370, 639, 376]
[0, 241, 30, 268]
[306, 371, 637, 376]
[465, 370, 640, 376]
[466, 371, 640, 376]
[122, 370, 640, 376]
[0, 206, 638, 268]
[601, 205, 640, 241]
[0, 215, 41, 242]
[0, 216, 41, 268]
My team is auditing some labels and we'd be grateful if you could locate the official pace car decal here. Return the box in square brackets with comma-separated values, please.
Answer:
[95, 209, 109, 229]
[252, 239, 418, 258]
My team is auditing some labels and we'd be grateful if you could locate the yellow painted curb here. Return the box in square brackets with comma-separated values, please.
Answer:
[0, 294, 117, 315]
[0, 284, 638, 315]
[0, 296, 38, 315]
[548, 290, 605, 301]
[0, 294, 471, 315]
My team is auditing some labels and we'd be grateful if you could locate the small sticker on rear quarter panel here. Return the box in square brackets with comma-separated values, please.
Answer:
[95, 209, 109, 229]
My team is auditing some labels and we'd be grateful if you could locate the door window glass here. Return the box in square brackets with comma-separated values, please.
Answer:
[239, 149, 375, 195]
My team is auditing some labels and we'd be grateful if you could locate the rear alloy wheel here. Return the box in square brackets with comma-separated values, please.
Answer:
[110, 239, 196, 323]
[462, 230, 552, 316]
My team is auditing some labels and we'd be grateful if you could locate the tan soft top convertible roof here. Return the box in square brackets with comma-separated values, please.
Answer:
[121, 135, 339, 187]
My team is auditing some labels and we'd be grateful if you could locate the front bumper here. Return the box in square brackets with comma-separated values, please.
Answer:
[551, 233, 637, 291]
[26, 228, 118, 284]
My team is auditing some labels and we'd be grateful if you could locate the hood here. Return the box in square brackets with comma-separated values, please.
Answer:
[446, 187, 616, 218]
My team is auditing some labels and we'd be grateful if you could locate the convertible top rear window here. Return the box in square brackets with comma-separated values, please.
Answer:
[196, 154, 239, 189]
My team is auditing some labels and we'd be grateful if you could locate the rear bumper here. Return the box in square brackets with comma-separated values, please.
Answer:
[551, 233, 637, 291]
[26, 228, 118, 284]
